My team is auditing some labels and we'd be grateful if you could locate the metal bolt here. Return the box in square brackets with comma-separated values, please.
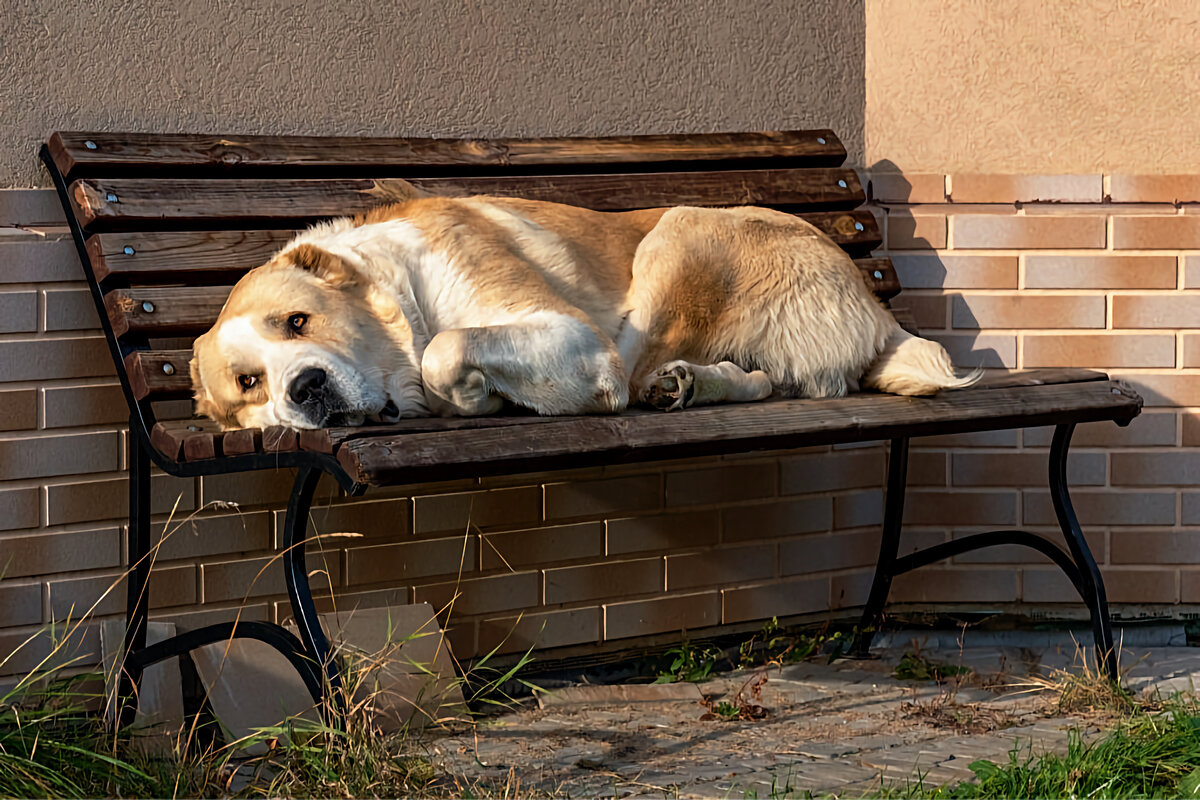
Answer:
[123, 245, 135, 256]
[873, 270, 884, 280]
[837, 180, 848, 189]
[141, 301, 155, 313]
[854, 222, 864, 231]
[105, 192, 118, 203]
[187, 425, 201, 432]
[162, 362, 175, 375]
[84, 140, 97, 150]
[817, 137, 826, 145]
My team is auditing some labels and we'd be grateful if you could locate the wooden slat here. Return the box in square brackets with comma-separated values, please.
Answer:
[49, 130, 845, 177]
[150, 419, 222, 461]
[85, 210, 880, 285]
[126, 349, 192, 400]
[974, 368, 1107, 390]
[889, 305, 919, 335]
[335, 380, 1142, 486]
[855, 258, 899, 301]
[223, 427, 263, 456]
[106, 286, 229, 338]
[70, 169, 864, 228]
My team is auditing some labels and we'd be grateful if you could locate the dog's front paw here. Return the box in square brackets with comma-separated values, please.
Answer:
[645, 364, 695, 411]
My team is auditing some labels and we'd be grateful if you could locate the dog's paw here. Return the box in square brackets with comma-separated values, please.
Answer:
[645, 364, 695, 411]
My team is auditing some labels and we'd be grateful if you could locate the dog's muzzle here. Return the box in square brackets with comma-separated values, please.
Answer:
[288, 367, 336, 425]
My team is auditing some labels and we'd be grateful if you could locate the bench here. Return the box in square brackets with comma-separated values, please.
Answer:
[40, 129, 1143, 721]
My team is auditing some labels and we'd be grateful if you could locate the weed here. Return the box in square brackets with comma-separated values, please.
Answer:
[654, 636, 722, 684]
[894, 650, 973, 683]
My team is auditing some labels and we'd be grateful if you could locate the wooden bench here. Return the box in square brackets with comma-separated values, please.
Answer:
[40, 130, 1142, 720]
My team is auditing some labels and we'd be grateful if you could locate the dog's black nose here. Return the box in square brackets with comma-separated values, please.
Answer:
[289, 367, 327, 405]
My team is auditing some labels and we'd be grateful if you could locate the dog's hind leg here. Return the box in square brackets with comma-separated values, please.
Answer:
[421, 312, 628, 416]
[640, 360, 773, 411]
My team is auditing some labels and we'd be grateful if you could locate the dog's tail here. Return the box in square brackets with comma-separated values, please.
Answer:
[861, 326, 982, 396]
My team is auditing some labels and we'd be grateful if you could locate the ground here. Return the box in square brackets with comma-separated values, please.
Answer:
[428, 631, 1200, 798]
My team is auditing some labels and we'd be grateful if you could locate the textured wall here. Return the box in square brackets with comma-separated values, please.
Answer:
[865, 0, 1200, 173]
[0, 0, 864, 186]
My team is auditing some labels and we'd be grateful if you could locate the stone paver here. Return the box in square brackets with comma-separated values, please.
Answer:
[426, 641, 1200, 797]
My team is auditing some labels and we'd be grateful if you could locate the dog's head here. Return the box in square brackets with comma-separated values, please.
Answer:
[190, 242, 421, 430]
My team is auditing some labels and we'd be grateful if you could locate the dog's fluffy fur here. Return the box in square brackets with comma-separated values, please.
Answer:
[190, 186, 978, 430]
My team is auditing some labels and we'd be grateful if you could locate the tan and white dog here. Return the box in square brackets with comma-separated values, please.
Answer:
[190, 185, 978, 430]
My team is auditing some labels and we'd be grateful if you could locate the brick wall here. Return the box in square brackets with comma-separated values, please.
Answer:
[873, 171, 1200, 614]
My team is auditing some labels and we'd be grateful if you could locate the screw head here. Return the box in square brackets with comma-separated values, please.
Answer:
[187, 425, 201, 432]
[873, 270, 884, 280]
[854, 222, 864, 231]
[162, 362, 175, 375]
[84, 140, 97, 150]
[105, 192, 118, 203]
[817, 137, 826, 145]
[123, 245, 135, 256]
[837, 179, 848, 189]
[141, 300, 155, 313]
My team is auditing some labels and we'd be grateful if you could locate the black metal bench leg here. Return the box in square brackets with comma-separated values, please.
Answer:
[855, 437, 909, 655]
[282, 466, 343, 708]
[1050, 423, 1118, 678]
[115, 423, 153, 729]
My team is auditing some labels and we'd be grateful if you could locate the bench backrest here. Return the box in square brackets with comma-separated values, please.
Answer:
[41, 130, 900, 464]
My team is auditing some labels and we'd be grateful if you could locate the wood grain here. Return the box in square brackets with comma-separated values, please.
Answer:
[106, 287, 229, 337]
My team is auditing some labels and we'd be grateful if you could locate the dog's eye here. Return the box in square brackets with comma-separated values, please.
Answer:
[237, 374, 258, 391]
[287, 313, 308, 333]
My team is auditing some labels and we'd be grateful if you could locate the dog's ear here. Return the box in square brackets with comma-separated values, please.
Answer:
[289, 244, 359, 287]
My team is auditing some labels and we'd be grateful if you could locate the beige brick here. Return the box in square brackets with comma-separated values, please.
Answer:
[290, 497, 409, 544]
[545, 557, 662, 604]
[0, 190, 68, 227]
[0, 488, 40, 532]
[1112, 530, 1200, 565]
[157, 511, 271, 561]
[1183, 494, 1200, 525]
[891, 293, 948, 330]
[891, 568, 1016, 603]
[1023, 490, 1175, 526]
[953, 452, 1105, 487]
[0, 625, 99, 678]
[903, 490, 1017, 527]
[1180, 571, 1200, 603]
[482, 521, 603, 569]
[0, 432, 119, 481]
[951, 174, 1102, 203]
[952, 215, 1106, 249]
[1113, 217, 1200, 249]
[604, 591, 720, 639]
[1023, 334, 1174, 368]
[544, 474, 661, 520]
[0, 291, 37, 333]
[202, 551, 340, 602]
[929, 334, 1016, 368]
[42, 384, 126, 428]
[0, 389, 36, 432]
[1025, 255, 1177, 290]
[1183, 335, 1200, 368]
[43, 288, 101, 331]
[1184, 256, 1200, 289]
[345, 535, 474, 586]
[1112, 295, 1200, 328]
[831, 571, 874, 609]
[478, 607, 601, 654]
[280, 587, 412, 621]
[171, 603, 271, 631]
[781, 529, 880, 575]
[1183, 414, 1200, 446]
[887, 211, 947, 249]
[780, 449, 883, 495]
[1021, 569, 1080, 603]
[915, 429, 1018, 447]
[835, 490, 883, 529]
[665, 462, 776, 508]
[0, 581, 42, 627]
[413, 571, 539, 617]
[909, 451, 947, 486]
[952, 295, 1105, 329]
[722, 576, 829, 623]
[666, 544, 775, 591]
[0, 239, 79, 282]
[606, 511, 719, 555]
[47, 473, 195, 525]
[950, 529, 1104, 565]
[413, 486, 541, 535]
[0, 527, 120, 577]
[891, 255, 1018, 289]
[49, 565, 196, 619]
[722, 496, 832, 542]
[1112, 373, 1200, 407]
[1109, 175, 1200, 203]
[0, 338, 114, 381]
[1103, 569, 1179, 604]
[1026, 412, 1176, 447]
[1111, 452, 1200, 486]
[198, 469, 304, 508]
[868, 172, 946, 203]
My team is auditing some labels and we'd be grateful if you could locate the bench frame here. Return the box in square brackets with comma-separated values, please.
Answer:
[38, 132, 1136, 726]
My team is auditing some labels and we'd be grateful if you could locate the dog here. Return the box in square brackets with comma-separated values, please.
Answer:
[189, 183, 978, 430]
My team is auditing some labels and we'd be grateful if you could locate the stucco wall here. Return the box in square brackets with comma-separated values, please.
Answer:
[865, 0, 1200, 173]
[0, 0, 865, 187]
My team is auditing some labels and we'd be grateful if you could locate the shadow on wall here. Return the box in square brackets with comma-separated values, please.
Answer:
[867, 159, 1004, 372]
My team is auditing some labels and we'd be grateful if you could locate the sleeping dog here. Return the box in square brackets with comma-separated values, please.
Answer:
[189, 184, 977, 430]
